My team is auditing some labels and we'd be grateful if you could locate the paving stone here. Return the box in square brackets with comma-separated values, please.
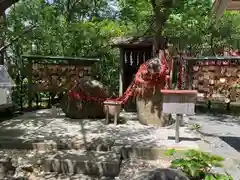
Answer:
[43, 150, 121, 177]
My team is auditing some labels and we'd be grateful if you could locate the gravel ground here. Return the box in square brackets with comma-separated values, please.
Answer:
[0, 109, 197, 148]
[3, 109, 240, 179]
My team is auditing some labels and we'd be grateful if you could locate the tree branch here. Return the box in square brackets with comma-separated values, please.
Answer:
[0, 25, 37, 53]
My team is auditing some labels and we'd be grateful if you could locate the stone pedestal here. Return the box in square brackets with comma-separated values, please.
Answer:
[136, 91, 171, 126]
[43, 151, 121, 177]
[104, 101, 122, 125]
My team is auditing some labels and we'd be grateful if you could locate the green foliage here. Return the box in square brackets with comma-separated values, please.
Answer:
[190, 124, 201, 131]
[166, 149, 233, 180]
[233, 84, 240, 89]
[2, 0, 240, 109]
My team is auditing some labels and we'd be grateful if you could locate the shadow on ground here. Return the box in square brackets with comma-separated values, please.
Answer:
[196, 104, 240, 116]
[219, 136, 240, 153]
[168, 136, 201, 142]
[0, 109, 168, 148]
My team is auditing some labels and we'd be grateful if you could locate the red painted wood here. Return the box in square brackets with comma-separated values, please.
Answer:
[161, 90, 198, 94]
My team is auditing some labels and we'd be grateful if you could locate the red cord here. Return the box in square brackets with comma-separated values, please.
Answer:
[69, 52, 170, 105]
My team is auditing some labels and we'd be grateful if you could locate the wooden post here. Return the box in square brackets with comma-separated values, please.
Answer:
[105, 105, 109, 125]
[0, 12, 6, 65]
[119, 48, 124, 96]
[28, 58, 33, 109]
[175, 114, 181, 143]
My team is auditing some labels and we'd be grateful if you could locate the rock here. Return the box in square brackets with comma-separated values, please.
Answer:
[131, 168, 189, 180]
[12, 167, 28, 180]
[61, 76, 112, 119]
[117, 160, 158, 179]
[17, 157, 34, 172]
[136, 91, 172, 126]
[0, 156, 15, 179]
[21, 165, 34, 173]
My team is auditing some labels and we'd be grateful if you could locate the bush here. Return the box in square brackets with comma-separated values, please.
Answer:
[166, 149, 233, 180]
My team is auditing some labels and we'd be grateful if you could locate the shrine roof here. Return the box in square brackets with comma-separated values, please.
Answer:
[111, 36, 153, 48]
[111, 36, 168, 48]
[0, 0, 19, 14]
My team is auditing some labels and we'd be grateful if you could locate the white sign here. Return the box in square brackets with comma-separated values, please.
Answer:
[162, 102, 195, 114]
[161, 90, 197, 115]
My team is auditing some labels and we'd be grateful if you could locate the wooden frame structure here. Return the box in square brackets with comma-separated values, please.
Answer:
[183, 56, 240, 106]
[21, 55, 100, 109]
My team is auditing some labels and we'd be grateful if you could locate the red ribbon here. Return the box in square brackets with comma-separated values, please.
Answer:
[69, 52, 170, 105]
[178, 58, 183, 89]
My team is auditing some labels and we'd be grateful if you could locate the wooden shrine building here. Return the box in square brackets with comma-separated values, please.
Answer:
[111, 36, 172, 96]
[111, 36, 156, 96]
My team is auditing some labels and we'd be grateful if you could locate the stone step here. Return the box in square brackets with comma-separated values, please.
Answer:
[0, 137, 114, 152]
[112, 144, 197, 161]
[32, 138, 114, 152]
[30, 172, 113, 180]
[43, 150, 121, 177]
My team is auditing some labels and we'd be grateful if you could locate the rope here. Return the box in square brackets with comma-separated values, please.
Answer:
[68, 51, 171, 104]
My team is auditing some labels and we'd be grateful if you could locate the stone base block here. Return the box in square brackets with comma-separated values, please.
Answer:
[43, 150, 121, 177]
[112, 146, 187, 161]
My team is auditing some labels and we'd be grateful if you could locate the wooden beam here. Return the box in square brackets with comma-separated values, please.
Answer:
[227, 0, 240, 10]
[0, 25, 36, 53]
[119, 48, 124, 96]
[27, 58, 33, 109]
[22, 55, 100, 62]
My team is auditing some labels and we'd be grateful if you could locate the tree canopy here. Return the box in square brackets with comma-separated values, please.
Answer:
[1, 0, 240, 95]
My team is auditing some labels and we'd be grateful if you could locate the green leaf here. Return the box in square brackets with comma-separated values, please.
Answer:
[165, 148, 176, 156]
[171, 158, 185, 168]
[204, 175, 217, 180]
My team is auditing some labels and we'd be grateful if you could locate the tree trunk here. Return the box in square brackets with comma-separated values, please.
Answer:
[151, 0, 174, 56]
[143, 0, 176, 126]
[0, 12, 6, 65]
